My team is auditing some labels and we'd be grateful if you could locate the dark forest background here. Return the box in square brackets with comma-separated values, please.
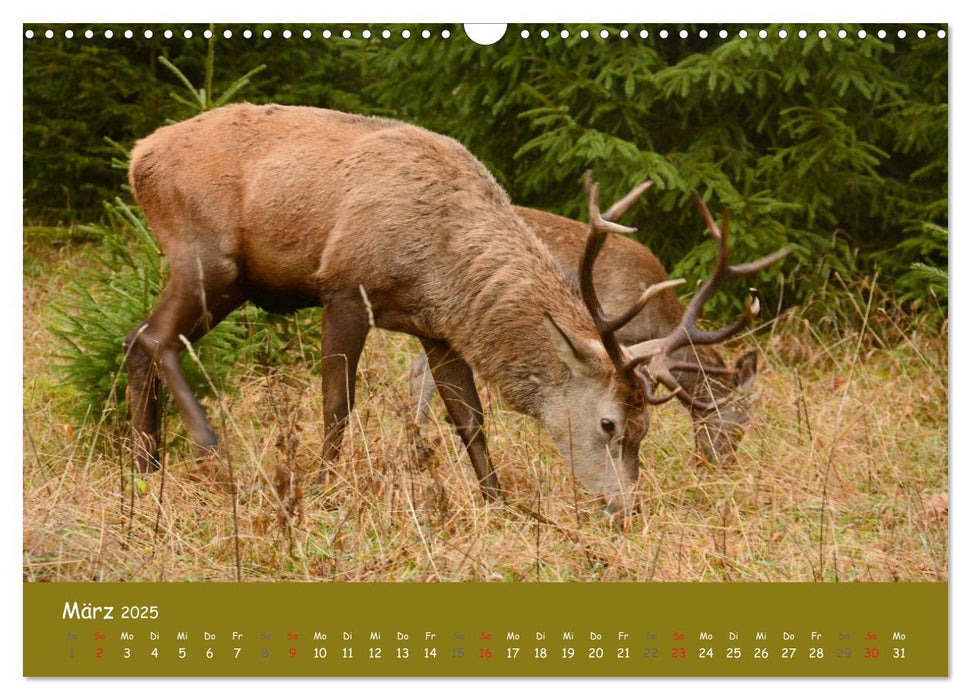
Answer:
[23, 23, 948, 417]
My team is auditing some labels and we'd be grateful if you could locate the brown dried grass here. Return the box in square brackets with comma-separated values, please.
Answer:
[23, 244, 948, 583]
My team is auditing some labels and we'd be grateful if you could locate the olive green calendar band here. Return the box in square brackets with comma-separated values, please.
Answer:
[24, 582, 946, 677]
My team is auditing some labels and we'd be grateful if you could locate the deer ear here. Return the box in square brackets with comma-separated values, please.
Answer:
[734, 350, 758, 392]
[543, 313, 599, 377]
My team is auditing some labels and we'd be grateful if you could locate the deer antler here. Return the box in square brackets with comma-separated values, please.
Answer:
[625, 190, 793, 411]
[579, 171, 686, 375]
[603, 179, 654, 222]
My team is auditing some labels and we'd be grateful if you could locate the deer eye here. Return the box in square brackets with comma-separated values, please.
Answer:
[600, 418, 616, 435]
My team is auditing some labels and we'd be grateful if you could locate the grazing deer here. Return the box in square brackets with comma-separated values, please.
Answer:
[123, 103, 788, 514]
[412, 198, 762, 466]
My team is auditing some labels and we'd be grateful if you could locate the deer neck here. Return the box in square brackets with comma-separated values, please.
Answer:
[430, 218, 598, 418]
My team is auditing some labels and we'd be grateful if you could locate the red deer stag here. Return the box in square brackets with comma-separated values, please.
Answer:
[123, 103, 787, 514]
[412, 196, 763, 466]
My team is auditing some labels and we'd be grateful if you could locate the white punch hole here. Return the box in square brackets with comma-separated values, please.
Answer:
[464, 24, 507, 46]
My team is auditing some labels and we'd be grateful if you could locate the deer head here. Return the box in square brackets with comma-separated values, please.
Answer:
[539, 174, 686, 514]
[623, 191, 793, 465]
[597, 184, 770, 467]
[540, 174, 791, 513]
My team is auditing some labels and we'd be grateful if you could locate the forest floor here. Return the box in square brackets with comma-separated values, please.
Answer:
[23, 232, 948, 583]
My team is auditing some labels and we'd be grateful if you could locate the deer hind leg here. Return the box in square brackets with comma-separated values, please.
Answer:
[420, 339, 501, 502]
[408, 349, 437, 426]
[126, 252, 242, 472]
[124, 325, 162, 473]
[319, 293, 371, 477]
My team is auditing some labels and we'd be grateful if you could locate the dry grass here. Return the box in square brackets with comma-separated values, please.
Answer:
[23, 243, 948, 583]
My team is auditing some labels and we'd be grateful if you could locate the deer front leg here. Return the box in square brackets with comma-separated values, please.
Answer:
[320, 294, 371, 478]
[420, 339, 501, 502]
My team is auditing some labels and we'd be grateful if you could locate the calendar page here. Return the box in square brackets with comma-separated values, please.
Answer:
[21, 20, 948, 679]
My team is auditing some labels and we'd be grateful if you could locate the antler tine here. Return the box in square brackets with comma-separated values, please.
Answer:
[623, 339, 737, 376]
[635, 370, 681, 406]
[692, 188, 725, 242]
[627, 334, 731, 410]
[623, 190, 792, 412]
[580, 172, 638, 370]
[676, 190, 731, 335]
[728, 246, 796, 277]
[692, 190, 795, 282]
[603, 179, 654, 222]
[602, 278, 686, 334]
[636, 363, 726, 411]
[640, 363, 733, 412]
[583, 171, 637, 237]
[684, 296, 760, 346]
[667, 191, 792, 356]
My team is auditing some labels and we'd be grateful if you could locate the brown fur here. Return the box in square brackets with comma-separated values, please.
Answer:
[124, 103, 651, 511]
[414, 206, 760, 465]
